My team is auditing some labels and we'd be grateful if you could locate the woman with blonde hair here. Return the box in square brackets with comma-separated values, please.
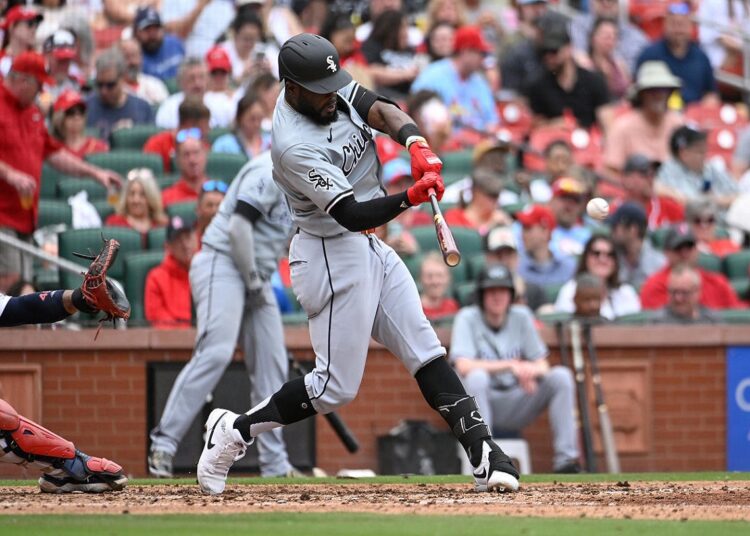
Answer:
[425, 0, 467, 29]
[105, 168, 167, 239]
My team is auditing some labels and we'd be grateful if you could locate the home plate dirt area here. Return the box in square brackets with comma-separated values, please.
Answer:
[2, 481, 750, 521]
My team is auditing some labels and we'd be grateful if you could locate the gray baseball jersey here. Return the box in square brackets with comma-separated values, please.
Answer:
[449, 304, 548, 388]
[202, 151, 293, 278]
[271, 81, 384, 237]
[0, 294, 8, 317]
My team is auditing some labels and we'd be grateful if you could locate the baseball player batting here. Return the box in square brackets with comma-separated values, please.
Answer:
[149, 152, 301, 478]
[0, 241, 128, 493]
[196, 34, 520, 495]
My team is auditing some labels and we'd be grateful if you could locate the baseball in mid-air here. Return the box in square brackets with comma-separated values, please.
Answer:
[586, 197, 610, 220]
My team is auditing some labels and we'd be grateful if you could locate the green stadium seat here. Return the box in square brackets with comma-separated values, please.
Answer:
[158, 174, 179, 191]
[401, 253, 423, 282]
[730, 278, 749, 300]
[37, 199, 72, 228]
[282, 311, 309, 325]
[615, 311, 655, 324]
[411, 225, 483, 258]
[85, 151, 163, 177]
[717, 308, 750, 323]
[147, 227, 167, 251]
[283, 286, 301, 313]
[649, 227, 670, 249]
[440, 150, 473, 176]
[467, 253, 486, 280]
[166, 201, 197, 221]
[206, 153, 248, 182]
[91, 200, 116, 223]
[536, 311, 573, 325]
[57, 177, 107, 200]
[697, 252, 723, 273]
[500, 202, 527, 216]
[110, 125, 163, 150]
[123, 250, 165, 323]
[164, 77, 179, 94]
[40, 163, 63, 199]
[543, 282, 566, 303]
[454, 280, 477, 306]
[724, 250, 750, 279]
[57, 227, 142, 289]
[208, 127, 232, 144]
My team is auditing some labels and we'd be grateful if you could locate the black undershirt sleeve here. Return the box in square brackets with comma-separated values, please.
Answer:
[349, 84, 399, 125]
[234, 200, 262, 224]
[0, 290, 70, 327]
[329, 192, 411, 232]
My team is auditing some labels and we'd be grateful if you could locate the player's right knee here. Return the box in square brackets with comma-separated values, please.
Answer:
[0, 399, 20, 431]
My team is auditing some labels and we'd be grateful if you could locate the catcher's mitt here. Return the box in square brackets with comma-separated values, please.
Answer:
[74, 238, 131, 335]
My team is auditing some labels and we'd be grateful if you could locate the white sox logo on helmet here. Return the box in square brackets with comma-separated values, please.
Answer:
[326, 55, 337, 72]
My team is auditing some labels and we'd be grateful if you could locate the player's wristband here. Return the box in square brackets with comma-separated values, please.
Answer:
[397, 124, 423, 148]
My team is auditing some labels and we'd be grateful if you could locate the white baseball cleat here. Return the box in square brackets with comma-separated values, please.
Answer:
[197, 408, 251, 495]
[472, 441, 520, 492]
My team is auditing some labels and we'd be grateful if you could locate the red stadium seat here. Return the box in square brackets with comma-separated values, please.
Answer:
[685, 103, 749, 131]
[497, 101, 533, 144]
[524, 125, 573, 172]
[707, 128, 737, 167]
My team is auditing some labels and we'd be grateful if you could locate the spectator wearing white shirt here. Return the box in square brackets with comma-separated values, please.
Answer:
[161, 0, 236, 58]
[120, 38, 169, 106]
[156, 57, 234, 129]
[219, 11, 277, 84]
[554, 234, 641, 320]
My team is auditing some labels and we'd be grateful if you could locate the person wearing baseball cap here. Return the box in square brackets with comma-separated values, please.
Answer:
[449, 260, 582, 474]
[604, 60, 685, 174]
[636, 2, 717, 105]
[526, 14, 610, 129]
[134, 6, 185, 82]
[444, 168, 512, 235]
[549, 176, 592, 257]
[0, 52, 122, 293]
[615, 153, 684, 230]
[145, 215, 197, 329]
[50, 90, 109, 159]
[608, 201, 667, 289]
[640, 225, 742, 310]
[41, 29, 81, 103]
[205, 46, 233, 97]
[0, 6, 43, 77]
[412, 25, 499, 133]
[516, 204, 576, 287]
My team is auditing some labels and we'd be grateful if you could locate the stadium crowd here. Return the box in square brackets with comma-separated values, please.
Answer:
[3, 0, 750, 329]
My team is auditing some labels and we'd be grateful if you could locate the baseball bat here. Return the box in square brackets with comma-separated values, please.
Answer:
[583, 322, 620, 474]
[569, 320, 597, 473]
[427, 188, 461, 267]
[290, 358, 360, 453]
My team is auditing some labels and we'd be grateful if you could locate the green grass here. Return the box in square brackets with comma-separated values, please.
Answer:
[2, 471, 750, 487]
[0, 514, 748, 536]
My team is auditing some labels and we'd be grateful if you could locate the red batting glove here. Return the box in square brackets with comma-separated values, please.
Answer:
[407, 137, 442, 181]
[406, 172, 445, 205]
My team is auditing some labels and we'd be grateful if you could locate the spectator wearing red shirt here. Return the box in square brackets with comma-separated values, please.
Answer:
[686, 198, 740, 258]
[615, 154, 684, 230]
[0, 52, 121, 293]
[161, 129, 210, 207]
[640, 226, 742, 310]
[145, 215, 197, 328]
[445, 168, 511, 235]
[419, 252, 459, 321]
[50, 90, 109, 159]
[105, 168, 168, 241]
[143, 96, 210, 173]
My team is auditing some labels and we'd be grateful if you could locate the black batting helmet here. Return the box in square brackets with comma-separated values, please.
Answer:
[278, 33, 352, 94]
[476, 263, 515, 308]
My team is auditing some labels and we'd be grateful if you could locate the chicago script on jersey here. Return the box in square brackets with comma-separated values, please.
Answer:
[307, 168, 333, 191]
[341, 128, 370, 176]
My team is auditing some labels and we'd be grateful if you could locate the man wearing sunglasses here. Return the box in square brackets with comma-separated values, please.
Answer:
[0, 52, 122, 293]
[149, 152, 303, 480]
[653, 264, 719, 324]
[640, 226, 742, 310]
[85, 47, 154, 141]
[195, 179, 228, 243]
[162, 129, 212, 207]
[144, 97, 211, 173]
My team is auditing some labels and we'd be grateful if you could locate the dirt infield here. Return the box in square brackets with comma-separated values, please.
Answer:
[2, 481, 750, 521]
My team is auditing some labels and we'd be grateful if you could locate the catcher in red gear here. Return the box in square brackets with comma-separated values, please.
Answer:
[0, 238, 130, 492]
